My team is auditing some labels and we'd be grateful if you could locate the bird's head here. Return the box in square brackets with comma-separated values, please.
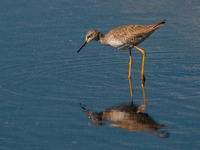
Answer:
[77, 29, 99, 53]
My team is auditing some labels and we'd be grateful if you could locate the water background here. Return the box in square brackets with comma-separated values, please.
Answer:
[1, 0, 200, 149]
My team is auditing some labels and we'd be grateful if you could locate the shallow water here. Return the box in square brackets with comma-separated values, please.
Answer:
[1, 0, 200, 150]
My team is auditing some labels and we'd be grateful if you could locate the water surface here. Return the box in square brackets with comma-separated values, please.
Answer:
[1, 0, 200, 150]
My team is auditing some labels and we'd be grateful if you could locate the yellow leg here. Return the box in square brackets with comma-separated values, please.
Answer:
[128, 78, 133, 101]
[128, 49, 132, 78]
[136, 78, 147, 113]
[141, 80, 147, 106]
[134, 46, 146, 81]
[128, 74, 147, 113]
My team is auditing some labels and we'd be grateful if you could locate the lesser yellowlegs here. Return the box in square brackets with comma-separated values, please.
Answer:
[77, 19, 166, 81]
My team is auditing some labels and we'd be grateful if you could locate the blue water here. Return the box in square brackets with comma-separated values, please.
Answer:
[1, 0, 200, 150]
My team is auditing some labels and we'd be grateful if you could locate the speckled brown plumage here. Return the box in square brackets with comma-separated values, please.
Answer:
[77, 19, 166, 80]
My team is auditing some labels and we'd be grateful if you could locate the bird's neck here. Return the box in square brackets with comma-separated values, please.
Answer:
[98, 32, 107, 45]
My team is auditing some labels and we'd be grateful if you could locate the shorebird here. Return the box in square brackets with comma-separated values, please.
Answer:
[77, 19, 166, 80]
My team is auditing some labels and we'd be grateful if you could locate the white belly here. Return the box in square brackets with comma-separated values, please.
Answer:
[107, 38, 132, 50]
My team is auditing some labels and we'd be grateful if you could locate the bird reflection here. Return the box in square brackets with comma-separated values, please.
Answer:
[80, 79, 169, 138]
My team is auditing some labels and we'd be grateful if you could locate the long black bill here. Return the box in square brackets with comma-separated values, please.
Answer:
[77, 41, 87, 53]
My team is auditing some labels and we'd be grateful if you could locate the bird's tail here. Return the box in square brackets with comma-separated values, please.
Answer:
[152, 19, 166, 29]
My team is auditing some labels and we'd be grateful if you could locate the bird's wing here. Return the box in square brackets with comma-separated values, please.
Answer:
[107, 25, 150, 44]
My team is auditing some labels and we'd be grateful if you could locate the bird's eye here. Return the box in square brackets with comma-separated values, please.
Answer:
[87, 34, 92, 39]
